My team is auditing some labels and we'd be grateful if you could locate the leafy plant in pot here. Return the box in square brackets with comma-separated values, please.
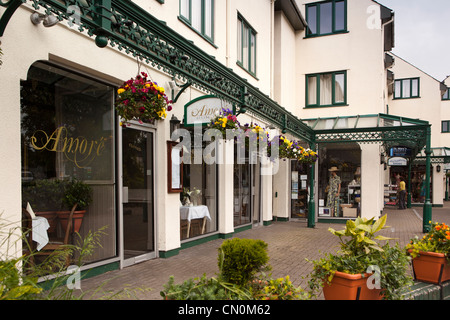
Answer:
[307, 215, 412, 300]
[406, 221, 450, 284]
[58, 179, 93, 234]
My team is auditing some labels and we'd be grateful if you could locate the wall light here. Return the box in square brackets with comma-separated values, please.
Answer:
[30, 12, 59, 27]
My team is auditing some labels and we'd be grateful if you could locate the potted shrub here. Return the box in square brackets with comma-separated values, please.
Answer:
[307, 215, 412, 300]
[58, 179, 93, 233]
[406, 221, 450, 284]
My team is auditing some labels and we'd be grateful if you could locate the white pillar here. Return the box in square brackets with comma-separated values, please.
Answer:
[261, 156, 273, 223]
[218, 140, 234, 235]
[272, 159, 290, 220]
[360, 144, 383, 219]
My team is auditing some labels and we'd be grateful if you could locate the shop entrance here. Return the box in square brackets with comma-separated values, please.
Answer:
[121, 126, 156, 267]
[233, 162, 261, 227]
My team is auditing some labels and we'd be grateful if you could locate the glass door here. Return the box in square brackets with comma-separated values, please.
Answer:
[252, 163, 261, 226]
[121, 126, 156, 266]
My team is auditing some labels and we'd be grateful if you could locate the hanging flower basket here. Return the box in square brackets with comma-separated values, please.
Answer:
[272, 135, 318, 164]
[207, 107, 240, 137]
[116, 72, 172, 126]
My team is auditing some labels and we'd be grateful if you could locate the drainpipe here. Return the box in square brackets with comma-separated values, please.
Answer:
[423, 126, 432, 233]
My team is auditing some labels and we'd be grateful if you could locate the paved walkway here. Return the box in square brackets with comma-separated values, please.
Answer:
[79, 203, 450, 300]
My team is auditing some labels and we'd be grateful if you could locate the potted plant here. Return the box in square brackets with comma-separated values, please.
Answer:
[307, 215, 412, 300]
[22, 179, 67, 235]
[116, 72, 172, 127]
[406, 221, 450, 284]
[58, 179, 93, 233]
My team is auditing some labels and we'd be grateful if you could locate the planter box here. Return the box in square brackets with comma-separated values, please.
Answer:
[412, 251, 450, 284]
[323, 271, 383, 300]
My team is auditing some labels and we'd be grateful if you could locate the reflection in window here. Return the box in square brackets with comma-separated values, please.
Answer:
[21, 62, 116, 264]
[307, 0, 347, 37]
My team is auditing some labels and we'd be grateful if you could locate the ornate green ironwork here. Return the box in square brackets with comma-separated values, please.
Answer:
[0, 0, 314, 142]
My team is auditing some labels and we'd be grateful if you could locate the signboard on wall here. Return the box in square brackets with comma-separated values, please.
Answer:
[388, 157, 408, 166]
[389, 146, 412, 158]
[184, 95, 233, 126]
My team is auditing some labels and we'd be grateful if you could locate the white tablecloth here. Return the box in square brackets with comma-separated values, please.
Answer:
[32, 217, 50, 251]
[180, 205, 211, 221]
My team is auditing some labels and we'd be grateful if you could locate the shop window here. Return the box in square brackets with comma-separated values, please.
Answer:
[291, 160, 309, 219]
[318, 143, 361, 218]
[180, 128, 218, 240]
[306, 0, 347, 37]
[21, 62, 116, 263]
[237, 14, 257, 76]
[306, 71, 347, 107]
[443, 88, 450, 101]
[179, 0, 214, 44]
[394, 77, 420, 99]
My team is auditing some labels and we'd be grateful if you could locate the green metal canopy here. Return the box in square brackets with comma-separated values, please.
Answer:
[303, 113, 433, 232]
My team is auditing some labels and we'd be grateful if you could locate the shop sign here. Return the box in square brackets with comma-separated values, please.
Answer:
[30, 126, 107, 169]
[184, 95, 233, 126]
[388, 157, 408, 166]
[389, 147, 411, 158]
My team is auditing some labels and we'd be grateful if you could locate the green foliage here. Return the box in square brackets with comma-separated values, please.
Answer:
[406, 221, 450, 261]
[0, 259, 42, 300]
[161, 238, 309, 300]
[307, 215, 413, 300]
[218, 238, 270, 287]
[63, 178, 93, 210]
[160, 274, 252, 300]
[250, 275, 310, 300]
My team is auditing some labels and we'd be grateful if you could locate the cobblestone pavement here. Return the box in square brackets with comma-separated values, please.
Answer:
[79, 204, 450, 300]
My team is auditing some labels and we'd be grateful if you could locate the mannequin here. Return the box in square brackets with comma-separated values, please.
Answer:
[326, 167, 341, 217]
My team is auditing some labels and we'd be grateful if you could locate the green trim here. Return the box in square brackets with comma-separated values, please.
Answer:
[305, 0, 347, 37]
[234, 224, 252, 233]
[159, 248, 180, 258]
[394, 77, 420, 99]
[180, 233, 221, 250]
[179, 0, 215, 45]
[37, 261, 120, 291]
[442, 121, 450, 133]
[306, 70, 347, 108]
[183, 94, 218, 127]
[263, 220, 272, 226]
[273, 216, 289, 222]
[237, 13, 257, 77]
[219, 232, 234, 239]
[318, 217, 355, 224]
[156, 0, 164, 3]
[442, 88, 450, 101]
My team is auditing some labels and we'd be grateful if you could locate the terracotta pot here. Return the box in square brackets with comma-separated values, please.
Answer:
[323, 271, 383, 300]
[57, 210, 86, 233]
[35, 211, 58, 234]
[412, 251, 450, 284]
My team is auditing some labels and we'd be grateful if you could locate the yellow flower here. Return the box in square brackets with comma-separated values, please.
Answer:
[117, 88, 125, 95]
[157, 108, 167, 119]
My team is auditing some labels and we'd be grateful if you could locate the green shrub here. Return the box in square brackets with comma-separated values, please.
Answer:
[218, 238, 270, 287]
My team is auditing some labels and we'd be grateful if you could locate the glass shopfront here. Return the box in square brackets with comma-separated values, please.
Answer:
[180, 127, 218, 240]
[318, 143, 361, 218]
[21, 62, 116, 264]
[389, 165, 433, 204]
[290, 160, 309, 219]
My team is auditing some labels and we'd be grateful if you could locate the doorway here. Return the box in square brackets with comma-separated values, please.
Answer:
[121, 126, 156, 267]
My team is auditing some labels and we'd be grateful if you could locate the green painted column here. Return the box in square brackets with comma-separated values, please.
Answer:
[308, 141, 316, 228]
[407, 160, 412, 208]
[423, 127, 432, 233]
[445, 170, 449, 201]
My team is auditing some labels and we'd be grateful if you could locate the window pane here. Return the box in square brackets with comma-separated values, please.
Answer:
[411, 78, 419, 97]
[402, 79, 411, 98]
[394, 80, 401, 98]
[335, 1, 346, 31]
[319, 2, 333, 34]
[320, 74, 333, 105]
[307, 76, 317, 105]
[444, 89, 450, 100]
[204, 0, 213, 38]
[443, 122, 449, 133]
[237, 19, 242, 63]
[191, 0, 202, 32]
[307, 5, 317, 35]
[180, 0, 190, 20]
[250, 32, 256, 73]
[334, 73, 345, 103]
[242, 24, 249, 70]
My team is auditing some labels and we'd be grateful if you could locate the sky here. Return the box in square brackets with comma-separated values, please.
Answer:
[378, 0, 450, 81]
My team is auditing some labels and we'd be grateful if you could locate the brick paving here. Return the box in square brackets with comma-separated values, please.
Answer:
[79, 203, 450, 300]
